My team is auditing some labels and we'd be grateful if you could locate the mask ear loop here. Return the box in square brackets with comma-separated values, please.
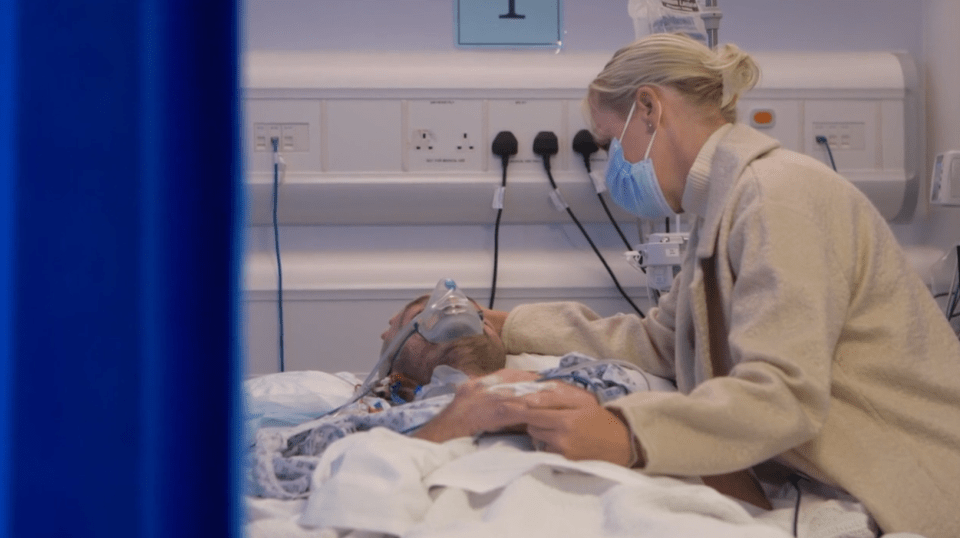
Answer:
[619, 101, 637, 142]
[642, 103, 662, 160]
[617, 100, 659, 162]
[643, 127, 658, 160]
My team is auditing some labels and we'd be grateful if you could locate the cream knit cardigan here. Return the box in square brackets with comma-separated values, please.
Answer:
[502, 123, 960, 537]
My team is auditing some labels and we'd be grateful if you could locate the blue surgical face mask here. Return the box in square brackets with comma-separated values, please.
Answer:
[604, 102, 676, 219]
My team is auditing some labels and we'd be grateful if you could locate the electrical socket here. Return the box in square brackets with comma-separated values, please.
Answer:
[487, 99, 565, 172]
[406, 99, 483, 171]
[412, 129, 435, 151]
[455, 132, 476, 152]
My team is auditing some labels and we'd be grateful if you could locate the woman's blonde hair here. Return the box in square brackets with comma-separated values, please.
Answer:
[587, 33, 760, 125]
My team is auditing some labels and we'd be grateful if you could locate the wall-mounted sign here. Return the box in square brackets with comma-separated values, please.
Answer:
[456, 0, 563, 48]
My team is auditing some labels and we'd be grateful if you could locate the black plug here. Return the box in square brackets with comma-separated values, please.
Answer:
[533, 131, 559, 169]
[491, 131, 518, 166]
[572, 129, 599, 172]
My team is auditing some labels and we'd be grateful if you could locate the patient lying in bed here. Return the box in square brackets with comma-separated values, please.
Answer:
[249, 295, 770, 510]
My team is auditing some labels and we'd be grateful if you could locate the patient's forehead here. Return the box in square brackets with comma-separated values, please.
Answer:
[384, 299, 426, 342]
[402, 302, 424, 322]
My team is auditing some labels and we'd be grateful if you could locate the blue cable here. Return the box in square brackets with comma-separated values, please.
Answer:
[271, 137, 285, 372]
[815, 135, 838, 171]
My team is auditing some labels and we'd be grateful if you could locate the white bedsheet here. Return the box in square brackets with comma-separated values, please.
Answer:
[247, 427, 887, 538]
[244, 365, 901, 538]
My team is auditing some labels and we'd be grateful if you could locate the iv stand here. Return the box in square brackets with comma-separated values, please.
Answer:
[700, 0, 722, 49]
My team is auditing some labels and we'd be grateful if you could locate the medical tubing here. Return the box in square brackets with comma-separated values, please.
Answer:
[572, 129, 633, 250]
[815, 135, 838, 171]
[271, 137, 285, 372]
[319, 328, 417, 420]
[533, 132, 645, 318]
[490, 131, 519, 309]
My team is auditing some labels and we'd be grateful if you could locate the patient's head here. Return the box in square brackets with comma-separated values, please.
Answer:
[380, 295, 506, 387]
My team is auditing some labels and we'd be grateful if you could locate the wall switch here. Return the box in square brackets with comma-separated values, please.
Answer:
[245, 99, 322, 175]
[812, 121, 866, 150]
[254, 123, 309, 152]
[805, 100, 878, 170]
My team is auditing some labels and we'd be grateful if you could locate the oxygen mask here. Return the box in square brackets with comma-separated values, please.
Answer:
[365, 279, 484, 395]
[416, 278, 484, 343]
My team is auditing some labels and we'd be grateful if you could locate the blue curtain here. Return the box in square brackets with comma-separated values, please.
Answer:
[0, 0, 243, 536]
[0, 0, 16, 534]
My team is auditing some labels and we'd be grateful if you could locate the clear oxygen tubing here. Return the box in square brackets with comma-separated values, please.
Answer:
[324, 279, 484, 417]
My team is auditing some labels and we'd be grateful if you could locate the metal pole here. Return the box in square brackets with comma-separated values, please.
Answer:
[701, 0, 722, 49]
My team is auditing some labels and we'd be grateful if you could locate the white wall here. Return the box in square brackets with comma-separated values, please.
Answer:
[243, 1, 923, 56]
[241, 0, 960, 375]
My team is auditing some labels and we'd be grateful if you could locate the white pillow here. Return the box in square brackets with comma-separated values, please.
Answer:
[244, 371, 363, 444]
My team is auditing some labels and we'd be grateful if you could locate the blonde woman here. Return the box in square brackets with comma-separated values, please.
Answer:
[423, 34, 960, 537]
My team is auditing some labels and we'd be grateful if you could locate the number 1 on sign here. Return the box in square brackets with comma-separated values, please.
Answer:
[500, 0, 525, 19]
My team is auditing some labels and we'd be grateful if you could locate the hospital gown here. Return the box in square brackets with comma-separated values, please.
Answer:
[250, 353, 659, 499]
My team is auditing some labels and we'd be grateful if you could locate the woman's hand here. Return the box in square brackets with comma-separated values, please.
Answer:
[519, 382, 635, 467]
[415, 369, 635, 468]
[411, 369, 539, 443]
[478, 307, 510, 337]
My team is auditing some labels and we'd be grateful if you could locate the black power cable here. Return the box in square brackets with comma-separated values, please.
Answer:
[572, 129, 633, 250]
[533, 131, 644, 318]
[489, 131, 518, 309]
[788, 473, 809, 537]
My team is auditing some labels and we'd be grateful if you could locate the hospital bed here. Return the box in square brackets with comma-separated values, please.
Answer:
[242, 351, 917, 538]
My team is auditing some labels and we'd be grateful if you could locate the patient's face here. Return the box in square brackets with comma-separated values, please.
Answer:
[380, 298, 504, 382]
[380, 300, 432, 367]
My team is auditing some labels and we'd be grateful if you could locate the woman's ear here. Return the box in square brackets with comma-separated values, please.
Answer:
[635, 86, 659, 131]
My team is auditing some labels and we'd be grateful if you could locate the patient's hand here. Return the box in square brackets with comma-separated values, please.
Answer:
[411, 369, 539, 443]
[414, 369, 633, 468]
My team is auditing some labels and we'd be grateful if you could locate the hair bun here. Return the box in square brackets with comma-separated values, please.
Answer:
[715, 43, 760, 110]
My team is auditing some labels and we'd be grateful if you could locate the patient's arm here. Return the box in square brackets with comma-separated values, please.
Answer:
[412, 369, 539, 443]
[413, 369, 772, 510]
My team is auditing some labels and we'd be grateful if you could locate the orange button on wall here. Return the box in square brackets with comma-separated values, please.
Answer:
[751, 109, 775, 128]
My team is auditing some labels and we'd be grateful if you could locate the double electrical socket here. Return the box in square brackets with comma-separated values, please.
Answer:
[406, 100, 483, 172]
[405, 98, 585, 173]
